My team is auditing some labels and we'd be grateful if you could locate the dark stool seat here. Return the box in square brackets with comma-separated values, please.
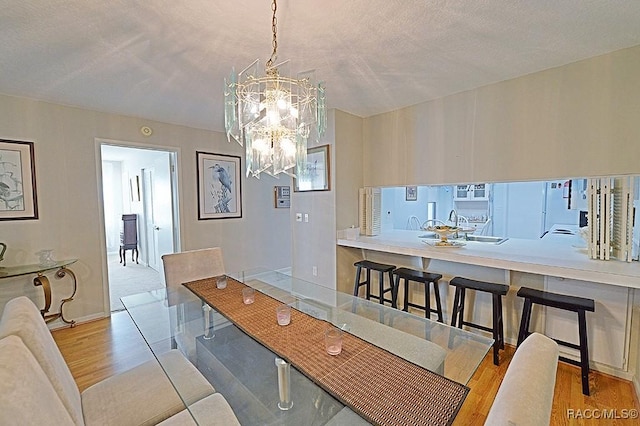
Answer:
[393, 268, 443, 322]
[517, 287, 595, 395]
[353, 260, 397, 308]
[450, 277, 509, 365]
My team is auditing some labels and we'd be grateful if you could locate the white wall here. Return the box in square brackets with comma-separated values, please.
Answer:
[543, 181, 581, 229]
[381, 186, 452, 231]
[0, 94, 291, 322]
[491, 181, 546, 239]
[102, 160, 124, 252]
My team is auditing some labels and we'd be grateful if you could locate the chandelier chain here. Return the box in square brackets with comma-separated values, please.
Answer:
[267, 0, 278, 68]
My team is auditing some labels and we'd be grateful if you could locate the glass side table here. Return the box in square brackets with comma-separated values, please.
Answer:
[0, 259, 78, 326]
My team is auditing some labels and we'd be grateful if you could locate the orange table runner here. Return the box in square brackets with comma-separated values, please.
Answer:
[184, 276, 468, 426]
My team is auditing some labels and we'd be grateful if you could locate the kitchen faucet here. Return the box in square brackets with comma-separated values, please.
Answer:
[448, 209, 459, 238]
[448, 209, 459, 227]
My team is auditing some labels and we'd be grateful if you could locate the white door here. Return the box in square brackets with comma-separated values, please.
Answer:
[142, 153, 175, 273]
[150, 154, 175, 262]
[143, 168, 159, 271]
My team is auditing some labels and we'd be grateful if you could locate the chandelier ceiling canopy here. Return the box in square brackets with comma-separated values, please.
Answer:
[224, 0, 327, 179]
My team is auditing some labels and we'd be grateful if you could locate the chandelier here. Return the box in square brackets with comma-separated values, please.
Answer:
[224, 0, 326, 178]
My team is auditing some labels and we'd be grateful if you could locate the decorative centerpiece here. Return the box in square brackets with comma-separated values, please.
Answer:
[425, 225, 465, 247]
[36, 249, 56, 267]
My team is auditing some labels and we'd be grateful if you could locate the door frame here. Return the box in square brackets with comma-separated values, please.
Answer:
[95, 138, 182, 315]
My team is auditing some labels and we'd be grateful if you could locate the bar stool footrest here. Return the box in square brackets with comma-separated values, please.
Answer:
[558, 356, 583, 368]
[461, 321, 493, 334]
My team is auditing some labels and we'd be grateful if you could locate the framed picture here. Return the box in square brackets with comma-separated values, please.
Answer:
[294, 145, 330, 192]
[197, 152, 242, 220]
[0, 139, 38, 220]
[406, 186, 418, 201]
[130, 175, 141, 202]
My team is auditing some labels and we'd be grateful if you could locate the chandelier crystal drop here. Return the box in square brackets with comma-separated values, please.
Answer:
[224, 0, 326, 178]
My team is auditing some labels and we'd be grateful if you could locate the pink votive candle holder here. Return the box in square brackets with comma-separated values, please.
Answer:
[325, 327, 343, 356]
[242, 287, 255, 304]
[216, 276, 227, 289]
[276, 305, 291, 326]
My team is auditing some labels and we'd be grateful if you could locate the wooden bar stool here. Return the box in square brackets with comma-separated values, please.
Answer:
[353, 260, 397, 308]
[450, 277, 509, 365]
[393, 267, 444, 322]
[516, 287, 595, 396]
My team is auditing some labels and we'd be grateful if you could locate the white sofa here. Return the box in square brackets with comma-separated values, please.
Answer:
[485, 332, 559, 426]
[0, 296, 240, 426]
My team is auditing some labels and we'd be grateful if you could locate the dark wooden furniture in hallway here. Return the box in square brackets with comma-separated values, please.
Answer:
[119, 214, 138, 266]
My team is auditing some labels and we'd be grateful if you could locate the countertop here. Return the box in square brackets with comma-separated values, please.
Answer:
[337, 229, 640, 289]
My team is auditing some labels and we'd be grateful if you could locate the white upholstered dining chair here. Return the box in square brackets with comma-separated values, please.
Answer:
[162, 248, 226, 360]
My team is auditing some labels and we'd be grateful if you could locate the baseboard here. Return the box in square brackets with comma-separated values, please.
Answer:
[553, 346, 634, 381]
[587, 360, 635, 381]
[485, 334, 636, 382]
[48, 312, 107, 331]
[275, 267, 292, 276]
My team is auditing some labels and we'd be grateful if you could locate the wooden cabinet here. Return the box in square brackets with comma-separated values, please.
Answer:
[119, 214, 138, 266]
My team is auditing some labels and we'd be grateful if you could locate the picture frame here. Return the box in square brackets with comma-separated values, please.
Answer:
[197, 152, 242, 220]
[130, 175, 141, 202]
[0, 139, 38, 220]
[406, 186, 418, 201]
[294, 145, 330, 192]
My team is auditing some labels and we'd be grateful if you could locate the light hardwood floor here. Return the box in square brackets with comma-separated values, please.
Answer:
[52, 312, 639, 425]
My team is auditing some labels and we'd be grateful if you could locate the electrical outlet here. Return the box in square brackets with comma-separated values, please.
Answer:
[312, 266, 318, 276]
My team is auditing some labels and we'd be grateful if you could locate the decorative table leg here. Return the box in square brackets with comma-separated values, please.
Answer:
[33, 266, 77, 327]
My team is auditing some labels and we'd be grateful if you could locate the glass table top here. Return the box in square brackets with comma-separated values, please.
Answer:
[0, 259, 77, 279]
[122, 269, 493, 425]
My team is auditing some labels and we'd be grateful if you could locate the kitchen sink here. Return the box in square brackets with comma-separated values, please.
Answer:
[464, 235, 509, 244]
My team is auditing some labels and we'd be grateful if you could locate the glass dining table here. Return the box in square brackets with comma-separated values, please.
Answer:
[122, 269, 493, 425]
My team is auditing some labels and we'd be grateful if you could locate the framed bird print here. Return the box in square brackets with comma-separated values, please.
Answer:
[294, 145, 330, 192]
[196, 152, 242, 220]
[0, 139, 38, 220]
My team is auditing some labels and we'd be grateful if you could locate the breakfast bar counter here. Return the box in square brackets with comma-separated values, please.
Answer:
[337, 229, 638, 377]
[337, 229, 640, 290]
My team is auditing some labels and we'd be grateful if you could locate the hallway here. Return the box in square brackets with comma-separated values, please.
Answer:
[107, 253, 163, 311]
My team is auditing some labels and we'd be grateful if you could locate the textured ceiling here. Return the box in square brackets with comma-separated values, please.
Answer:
[2, 1, 640, 132]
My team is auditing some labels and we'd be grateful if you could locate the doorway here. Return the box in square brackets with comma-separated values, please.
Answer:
[100, 143, 180, 311]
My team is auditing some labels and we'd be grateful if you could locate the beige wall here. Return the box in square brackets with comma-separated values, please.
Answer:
[4, 44, 640, 324]
[334, 110, 365, 293]
[363, 44, 640, 186]
[291, 110, 337, 287]
[0, 94, 291, 322]
[335, 111, 364, 231]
